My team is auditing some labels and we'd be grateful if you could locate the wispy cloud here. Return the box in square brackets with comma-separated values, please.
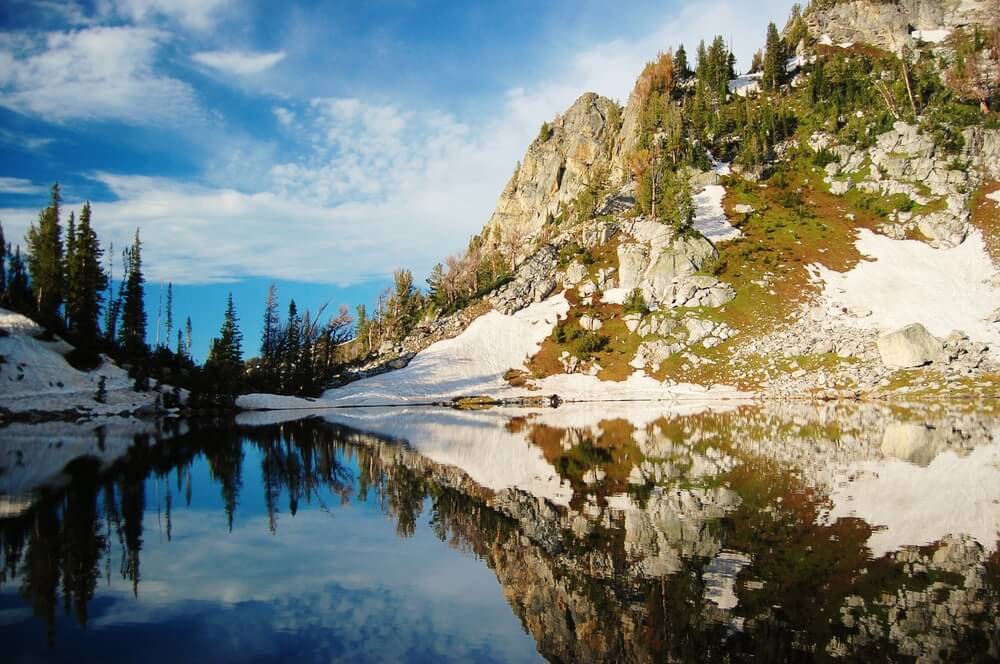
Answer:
[97, 0, 231, 32]
[0, 26, 199, 125]
[0, 176, 45, 194]
[192, 49, 287, 76]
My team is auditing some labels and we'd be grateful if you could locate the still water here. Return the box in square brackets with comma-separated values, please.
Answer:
[1, 402, 999, 662]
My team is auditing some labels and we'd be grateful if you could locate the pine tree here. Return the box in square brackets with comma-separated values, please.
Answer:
[283, 300, 301, 392]
[206, 292, 244, 392]
[762, 22, 786, 91]
[675, 44, 691, 79]
[260, 283, 281, 369]
[119, 229, 146, 356]
[6, 244, 32, 313]
[0, 222, 6, 298]
[64, 211, 75, 328]
[66, 202, 107, 346]
[25, 184, 65, 328]
[164, 283, 173, 350]
[426, 263, 446, 309]
[185, 317, 193, 358]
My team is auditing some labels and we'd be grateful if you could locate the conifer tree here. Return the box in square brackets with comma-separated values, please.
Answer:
[165, 283, 173, 350]
[260, 283, 281, 369]
[66, 202, 108, 346]
[185, 316, 193, 357]
[119, 229, 147, 356]
[25, 184, 65, 328]
[0, 222, 6, 297]
[675, 44, 691, 79]
[206, 292, 244, 392]
[284, 300, 301, 392]
[6, 244, 32, 313]
[762, 22, 786, 91]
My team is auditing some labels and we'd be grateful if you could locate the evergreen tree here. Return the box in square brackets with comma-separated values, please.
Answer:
[0, 222, 6, 297]
[185, 316, 193, 358]
[164, 283, 173, 349]
[25, 184, 65, 328]
[66, 202, 107, 346]
[675, 44, 691, 79]
[426, 263, 446, 309]
[762, 22, 786, 91]
[64, 211, 76, 327]
[205, 292, 244, 393]
[283, 300, 301, 392]
[119, 229, 146, 356]
[6, 244, 32, 313]
[260, 283, 281, 369]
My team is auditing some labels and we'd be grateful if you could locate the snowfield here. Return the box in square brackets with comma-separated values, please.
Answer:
[0, 307, 161, 413]
[236, 292, 749, 410]
[693, 185, 740, 242]
[811, 229, 1000, 357]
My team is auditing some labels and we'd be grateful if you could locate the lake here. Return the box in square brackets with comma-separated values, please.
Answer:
[1, 401, 999, 662]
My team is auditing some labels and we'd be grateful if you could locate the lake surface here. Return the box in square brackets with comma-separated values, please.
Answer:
[1, 402, 999, 662]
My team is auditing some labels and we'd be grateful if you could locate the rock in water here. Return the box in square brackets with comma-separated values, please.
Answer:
[876, 323, 943, 369]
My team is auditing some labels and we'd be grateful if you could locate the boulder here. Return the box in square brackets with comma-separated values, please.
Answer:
[579, 314, 603, 332]
[876, 323, 944, 369]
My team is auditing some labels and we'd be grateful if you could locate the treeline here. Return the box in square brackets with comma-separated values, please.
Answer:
[0, 186, 361, 400]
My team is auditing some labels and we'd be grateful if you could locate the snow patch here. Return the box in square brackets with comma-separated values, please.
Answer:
[728, 74, 760, 97]
[811, 230, 1000, 358]
[321, 295, 570, 406]
[987, 189, 1000, 206]
[601, 287, 629, 305]
[912, 28, 951, 44]
[693, 184, 741, 242]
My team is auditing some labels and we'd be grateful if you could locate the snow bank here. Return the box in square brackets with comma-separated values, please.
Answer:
[812, 230, 1000, 357]
[0, 307, 157, 413]
[825, 440, 1000, 555]
[321, 295, 569, 406]
[693, 185, 741, 242]
[912, 28, 950, 44]
[728, 74, 760, 98]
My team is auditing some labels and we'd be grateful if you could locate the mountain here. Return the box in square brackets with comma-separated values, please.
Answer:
[243, 0, 1000, 410]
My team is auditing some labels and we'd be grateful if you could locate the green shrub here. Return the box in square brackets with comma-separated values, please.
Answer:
[624, 288, 649, 315]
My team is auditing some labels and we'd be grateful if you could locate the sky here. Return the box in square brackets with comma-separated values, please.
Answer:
[0, 0, 796, 360]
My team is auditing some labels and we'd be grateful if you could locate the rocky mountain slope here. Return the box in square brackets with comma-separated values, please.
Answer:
[252, 0, 1000, 408]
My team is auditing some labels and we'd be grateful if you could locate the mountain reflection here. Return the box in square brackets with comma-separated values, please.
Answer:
[1, 404, 999, 662]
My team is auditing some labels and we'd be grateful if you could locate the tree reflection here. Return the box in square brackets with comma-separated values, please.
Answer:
[0, 415, 998, 662]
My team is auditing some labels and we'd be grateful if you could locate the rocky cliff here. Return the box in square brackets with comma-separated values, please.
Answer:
[483, 92, 621, 250]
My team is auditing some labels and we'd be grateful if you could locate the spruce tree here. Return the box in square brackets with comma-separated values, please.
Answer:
[763, 22, 785, 91]
[260, 283, 281, 371]
[119, 229, 147, 356]
[675, 44, 690, 79]
[165, 283, 173, 350]
[25, 184, 65, 328]
[185, 316, 193, 358]
[6, 244, 32, 313]
[284, 301, 302, 393]
[66, 202, 107, 346]
[206, 292, 244, 392]
[0, 222, 6, 298]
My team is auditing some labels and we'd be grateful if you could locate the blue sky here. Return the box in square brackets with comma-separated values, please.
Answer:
[0, 0, 795, 359]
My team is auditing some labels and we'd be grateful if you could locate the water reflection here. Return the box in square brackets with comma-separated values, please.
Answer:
[1, 402, 999, 662]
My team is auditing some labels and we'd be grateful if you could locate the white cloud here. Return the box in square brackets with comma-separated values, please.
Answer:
[192, 49, 287, 76]
[98, 0, 231, 32]
[0, 26, 198, 125]
[0, 1, 799, 285]
[273, 107, 295, 127]
[0, 177, 44, 194]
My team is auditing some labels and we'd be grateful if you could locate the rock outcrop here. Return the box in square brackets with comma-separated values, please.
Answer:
[483, 92, 620, 251]
[805, 0, 994, 54]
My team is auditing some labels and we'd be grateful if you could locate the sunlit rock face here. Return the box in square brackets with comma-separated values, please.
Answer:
[483, 92, 620, 251]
